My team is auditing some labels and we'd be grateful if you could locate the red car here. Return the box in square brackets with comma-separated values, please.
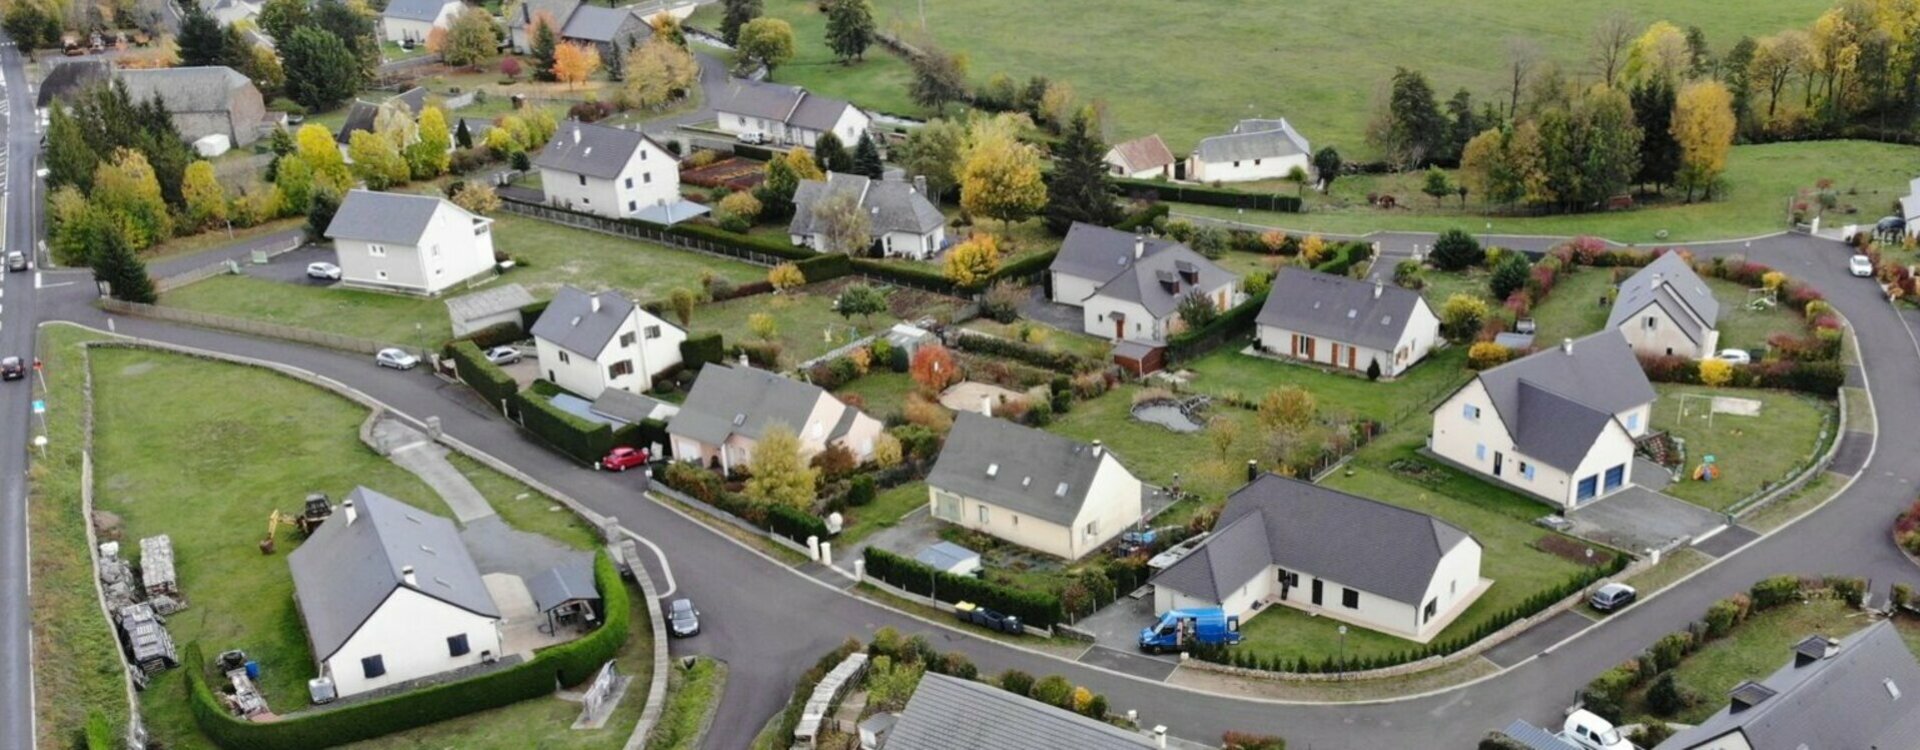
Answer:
[600, 447, 649, 472]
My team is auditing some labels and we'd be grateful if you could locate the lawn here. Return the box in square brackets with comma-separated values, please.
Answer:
[1046, 384, 1269, 506]
[960, 318, 1113, 361]
[689, 1, 922, 118]
[1622, 598, 1872, 726]
[1178, 344, 1471, 427]
[1528, 268, 1618, 346]
[839, 481, 929, 546]
[645, 658, 728, 750]
[1651, 384, 1836, 512]
[689, 278, 967, 368]
[142, 217, 304, 264]
[1174, 141, 1920, 243]
[835, 371, 919, 420]
[1709, 278, 1803, 353]
[161, 275, 454, 350]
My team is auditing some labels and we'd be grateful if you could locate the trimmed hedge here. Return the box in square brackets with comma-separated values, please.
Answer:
[1167, 290, 1269, 362]
[446, 341, 520, 415]
[514, 384, 616, 464]
[766, 502, 832, 543]
[1114, 203, 1170, 232]
[795, 252, 853, 284]
[850, 256, 958, 293]
[520, 299, 552, 331]
[952, 331, 1098, 373]
[185, 554, 631, 749]
[680, 333, 726, 368]
[1112, 178, 1302, 213]
[446, 321, 526, 351]
[990, 249, 1060, 287]
[1313, 241, 1371, 276]
[865, 547, 1063, 628]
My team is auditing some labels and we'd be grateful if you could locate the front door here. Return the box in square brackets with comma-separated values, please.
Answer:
[1279, 570, 1295, 600]
[1493, 451, 1504, 477]
[1113, 313, 1125, 340]
[1311, 578, 1323, 606]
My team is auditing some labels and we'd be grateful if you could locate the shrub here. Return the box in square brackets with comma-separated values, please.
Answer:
[680, 333, 725, 368]
[1478, 733, 1531, 750]
[1222, 732, 1288, 750]
[951, 331, 1096, 374]
[1703, 594, 1750, 638]
[717, 191, 762, 222]
[845, 474, 876, 506]
[1468, 342, 1510, 370]
[1490, 253, 1530, 300]
[1441, 294, 1490, 342]
[998, 669, 1034, 697]
[1630, 722, 1676, 748]
[1647, 673, 1692, 717]
[1031, 675, 1074, 708]
[1431, 228, 1484, 271]
[1698, 357, 1733, 387]
[1751, 575, 1802, 611]
[864, 547, 1062, 627]
[981, 279, 1024, 323]
[1649, 631, 1694, 672]
[1393, 259, 1423, 288]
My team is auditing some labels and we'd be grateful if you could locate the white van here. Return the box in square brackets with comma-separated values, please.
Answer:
[1562, 709, 1633, 750]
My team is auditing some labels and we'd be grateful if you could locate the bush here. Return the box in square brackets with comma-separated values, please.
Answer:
[846, 474, 876, 506]
[1647, 672, 1691, 717]
[951, 331, 1097, 374]
[1467, 342, 1510, 370]
[1630, 722, 1676, 748]
[1750, 575, 1802, 611]
[1490, 253, 1530, 300]
[1430, 228, 1484, 270]
[1112, 178, 1303, 212]
[1703, 594, 1750, 638]
[680, 333, 725, 368]
[998, 669, 1034, 696]
[1030, 675, 1074, 708]
[1222, 732, 1288, 750]
[1478, 733, 1532, 750]
[1441, 294, 1490, 342]
[981, 279, 1024, 323]
[1649, 631, 1694, 672]
[864, 547, 1062, 627]
[446, 341, 520, 414]
[1312, 241, 1370, 276]
[1167, 291, 1267, 362]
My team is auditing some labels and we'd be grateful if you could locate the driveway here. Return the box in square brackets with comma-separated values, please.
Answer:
[1019, 287, 1087, 333]
[1076, 590, 1169, 659]
[1565, 486, 1727, 554]
[233, 245, 341, 287]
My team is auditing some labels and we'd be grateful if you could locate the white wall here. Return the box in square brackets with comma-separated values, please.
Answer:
[324, 587, 501, 697]
[535, 310, 684, 400]
[1414, 540, 1483, 638]
[879, 228, 944, 259]
[539, 138, 678, 220]
[1066, 455, 1145, 559]
[337, 202, 495, 295]
[928, 452, 1141, 561]
[1618, 301, 1718, 360]
[1188, 152, 1311, 184]
[931, 484, 1078, 560]
[335, 237, 429, 291]
[1083, 297, 1161, 342]
[1432, 379, 1640, 508]
[1051, 272, 1101, 307]
[671, 397, 878, 471]
[1257, 325, 1395, 375]
[383, 3, 457, 44]
[1157, 565, 1432, 639]
[716, 105, 869, 148]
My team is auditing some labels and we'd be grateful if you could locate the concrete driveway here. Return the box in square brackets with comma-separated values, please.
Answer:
[1566, 486, 1727, 554]
[235, 245, 340, 287]
[1019, 287, 1088, 332]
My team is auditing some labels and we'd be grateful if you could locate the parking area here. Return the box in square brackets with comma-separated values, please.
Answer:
[1075, 591, 1175, 662]
[235, 245, 339, 286]
[1566, 486, 1727, 554]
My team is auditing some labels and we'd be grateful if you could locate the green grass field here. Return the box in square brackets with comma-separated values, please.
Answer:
[1622, 598, 1863, 726]
[1046, 384, 1268, 507]
[834, 371, 919, 420]
[689, 279, 967, 367]
[1652, 385, 1835, 512]
[960, 318, 1113, 361]
[1179, 345, 1471, 427]
[838, 481, 929, 548]
[690, 1, 922, 118]
[644, 658, 728, 750]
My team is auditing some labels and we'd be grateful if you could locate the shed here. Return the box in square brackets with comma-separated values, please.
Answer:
[885, 323, 936, 362]
[527, 559, 601, 634]
[859, 713, 897, 750]
[139, 535, 178, 597]
[1111, 339, 1163, 375]
[445, 283, 534, 337]
[915, 542, 981, 577]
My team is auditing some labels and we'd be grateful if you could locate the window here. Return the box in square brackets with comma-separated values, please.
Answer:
[1475, 443, 1486, 461]
[640, 150, 647, 161]
[643, 172, 652, 184]
[644, 325, 661, 339]
[932, 491, 960, 521]
[430, 245, 440, 257]
[1254, 159, 1262, 166]
[1295, 336, 1311, 355]
[976, 504, 990, 524]
[361, 655, 386, 678]
[1522, 461, 1535, 481]
[578, 175, 587, 186]
[1644, 315, 1657, 330]
[1083, 520, 1097, 539]
[1423, 598, 1437, 623]
[625, 177, 634, 188]
[1462, 403, 1480, 421]
[558, 351, 571, 364]
[1627, 413, 1640, 432]
[447, 634, 470, 657]
[1341, 588, 1359, 609]
[1233, 160, 1241, 167]
[368, 244, 386, 257]
[628, 201, 637, 213]
[619, 332, 637, 348]
[608, 360, 634, 379]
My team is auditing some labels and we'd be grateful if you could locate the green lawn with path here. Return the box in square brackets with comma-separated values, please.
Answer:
[1528, 269, 1617, 346]
[1651, 384, 1835, 512]
[834, 371, 919, 420]
[1179, 344, 1471, 427]
[838, 481, 929, 548]
[161, 275, 454, 350]
[1045, 384, 1267, 509]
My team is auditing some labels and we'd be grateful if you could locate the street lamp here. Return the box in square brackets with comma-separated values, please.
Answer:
[1337, 625, 1347, 681]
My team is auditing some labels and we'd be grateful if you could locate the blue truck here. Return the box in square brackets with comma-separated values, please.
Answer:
[1138, 608, 1241, 653]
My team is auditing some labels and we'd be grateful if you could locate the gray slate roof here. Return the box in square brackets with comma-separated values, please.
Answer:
[1657, 620, 1920, 750]
[1257, 267, 1430, 352]
[325, 189, 449, 246]
[926, 412, 1128, 527]
[1089, 242, 1236, 318]
[38, 57, 114, 108]
[1048, 222, 1182, 285]
[885, 672, 1156, 750]
[526, 559, 598, 613]
[667, 365, 840, 445]
[535, 120, 658, 179]
[711, 78, 858, 132]
[1193, 118, 1311, 164]
[1152, 474, 1475, 606]
[561, 4, 648, 43]
[590, 388, 676, 425]
[338, 88, 427, 144]
[530, 286, 638, 357]
[1465, 329, 1656, 473]
[117, 66, 253, 115]
[1607, 252, 1720, 347]
[384, 0, 454, 22]
[510, 0, 579, 31]
[789, 173, 944, 238]
[445, 283, 535, 323]
[288, 487, 498, 661]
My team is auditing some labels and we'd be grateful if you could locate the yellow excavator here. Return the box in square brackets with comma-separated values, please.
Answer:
[260, 510, 297, 554]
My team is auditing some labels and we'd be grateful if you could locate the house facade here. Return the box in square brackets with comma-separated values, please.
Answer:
[1048, 223, 1237, 344]
[712, 78, 871, 148]
[1255, 268, 1441, 378]
[530, 286, 685, 399]
[1609, 252, 1721, 359]
[925, 412, 1145, 561]
[535, 120, 682, 220]
[117, 66, 268, 146]
[381, 0, 462, 44]
[1429, 330, 1655, 509]
[1104, 134, 1176, 179]
[1187, 118, 1312, 184]
[789, 173, 946, 258]
[666, 365, 883, 471]
[324, 190, 497, 295]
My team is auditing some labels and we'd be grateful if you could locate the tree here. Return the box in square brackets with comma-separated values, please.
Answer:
[455, 118, 475, 149]
[91, 226, 157, 304]
[784, 146, 826, 182]
[1632, 77, 1680, 191]
[1503, 39, 1539, 120]
[813, 191, 873, 255]
[1430, 228, 1484, 271]
[910, 344, 961, 394]
[836, 283, 887, 327]
[960, 116, 1047, 224]
[530, 11, 560, 80]
[313, 0, 379, 74]
[814, 131, 853, 173]
[258, 0, 311, 46]
[181, 160, 227, 230]
[718, 191, 762, 222]
[94, 149, 173, 250]
[275, 154, 316, 215]
[756, 157, 801, 220]
[4, 2, 60, 52]
[1284, 164, 1310, 198]
[1370, 67, 1447, 169]
[441, 7, 500, 68]
[1440, 293, 1490, 341]
[1698, 357, 1734, 388]
[246, 43, 288, 100]
[1258, 386, 1316, 431]
[743, 424, 820, 510]
[943, 234, 1001, 287]
[306, 186, 341, 242]
[179, 4, 227, 67]
[501, 57, 524, 83]
[623, 39, 699, 109]
[896, 119, 965, 198]
[553, 42, 601, 89]
[909, 46, 971, 113]
[1647, 672, 1690, 717]
[1421, 167, 1452, 206]
[1459, 127, 1513, 206]
[283, 27, 361, 110]
[1590, 10, 1637, 83]
[45, 107, 98, 191]
[444, 182, 498, 215]
[852, 133, 884, 178]
[1722, 36, 1758, 132]
[1206, 418, 1240, 461]
[1177, 289, 1220, 330]
[1489, 253, 1530, 300]
[667, 288, 697, 326]
[737, 18, 795, 73]
[1312, 146, 1342, 191]
[825, 0, 874, 62]
[296, 123, 352, 193]
[748, 312, 778, 340]
[348, 131, 408, 190]
[1624, 21, 1689, 84]
[1043, 107, 1119, 234]
[1685, 24, 1714, 78]
[1673, 80, 1735, 202]
[719, 0, 762, 46]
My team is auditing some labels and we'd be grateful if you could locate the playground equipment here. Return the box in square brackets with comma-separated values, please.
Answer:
[1693, 454, 1722, 482]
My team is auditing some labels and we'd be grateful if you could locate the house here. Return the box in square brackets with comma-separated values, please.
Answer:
[323, 189, 498, 295]
[535, 120, 696, 223]
[445, 283, 536, 338]
[117, 66, 268, 146]
[1429, 330, 1656, 509]
[880, 672, 1156, 749]
[1255, 267, 1441, 378]
[1657, 621, 1920, 750]
[559, 4, 655, 62]
[337, 87, 430, 148]
[667, 365, 884, 472]
[711, 78, 871, 149]
[925, 412, 1145, 561]
[530, 286, 686, 399]
[1187, 118, 1312, 184]
[1104, 134, 1176, 179]
[36, 57, 114, 110]
[1047, 223, 1237, 343]
[1151, 474, 1485, 641]
[382, 0, 463, 45]
[1609, 252, 1720, 359]
[1901, 177, 1920, 238]
[789, 173, 946, 258]
[288, 487, 501, 698]
[507, 0, 581, 51]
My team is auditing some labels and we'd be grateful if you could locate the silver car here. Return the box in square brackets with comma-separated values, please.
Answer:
[484, 346, 521, 365]
[307, 262, 342, 280]
[375, 348, 420, 370]
[668, 598, 700, 637]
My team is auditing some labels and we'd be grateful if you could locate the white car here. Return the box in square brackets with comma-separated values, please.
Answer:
[306, 262, 342, 280]
[483, 346, 521, 365]
[1850, 254, 1875, 277]
[735, 131, 769, 145]
[374, 348, 419, 370]
[1715, 349, 1752, 365]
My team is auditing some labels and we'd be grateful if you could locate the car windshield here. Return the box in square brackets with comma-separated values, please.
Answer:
[1598, 728, 1621, 744]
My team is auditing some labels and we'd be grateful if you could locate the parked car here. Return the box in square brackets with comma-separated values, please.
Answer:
[1850, 254, 1875, 277]
[1589, 582, 1637, 612]
[483, 346, 521, 365]
[1560, 709, 1633, 750]
[668, 598, 700, 637]
[0, 357, 24, 381]
[735, 131, 769, 145]
[306, 262, 342, 280]
[599, 446, 649, 472]
[1714, 349, 1752, 365]
[5, 251, 26, 272]
[374, 348, 419, 370]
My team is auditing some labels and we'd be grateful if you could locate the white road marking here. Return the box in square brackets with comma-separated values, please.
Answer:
[622, 529, 678, 599]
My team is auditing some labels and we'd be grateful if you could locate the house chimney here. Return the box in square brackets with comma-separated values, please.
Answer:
[1134, 233, 1146, 259]
[1247, 459, 1259, 482]
[1092, 439, 1104, 458]
[980, 395, 993, 416]
[343, 499, 357, 525]
[402, 565, 417, 587]
[590, 295, 601, 313]
[912, 175, 927, 195]
[1373, 278, 1384, 299]
[1561, 338, 1573, 355]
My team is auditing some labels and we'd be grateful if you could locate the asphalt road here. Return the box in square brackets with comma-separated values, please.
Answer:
[0, 33, 41, 750]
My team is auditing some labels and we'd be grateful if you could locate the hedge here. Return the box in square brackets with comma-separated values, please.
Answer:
[849, 256, 958, 294]
[514, 384, 616, 464]
[990, 249, 1060, 287]
[864, 547, 1062, 628]
[952, 330, 1098, 373]
[1313, 241, 1372, 277]
[765, 502, 832, 544]
[1114, 203, 1170, 232]
[1167, 290, 1269, 362]
[446, 341, 520, 415]
[680, 333, 725, 368]
[795, 252, 853, 284]
[520, 299, 551, 331]
[184, 554, 630, 750]
[445, 321, 526, 351]
[1111, 178, 1302, 213]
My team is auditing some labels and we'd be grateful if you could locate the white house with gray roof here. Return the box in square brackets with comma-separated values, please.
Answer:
[531, 286, 684, 400]
[1609, 252, 1721, 359]
[1430, 329, 1655, 509]
[381, 0, 462, 44]
[667, 365, 883, 471]
[1048, 223, 1237, 344]
[1256, 267, 1441, 378]
[789, 172, 946, 258]
[1152, 474, 1485, 641]
[1188, 118, 1313, 184]
[1657, 620, 1920, 750]
[711, 78, 870, 149]
[925, 412, 1145, 560]
[535, 120, 691, 223]
[879, 672, 1156, 749]
[324, 190, 497, 295]
[288, 488, 502, 698]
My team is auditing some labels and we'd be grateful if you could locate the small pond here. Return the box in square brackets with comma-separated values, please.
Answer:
[1131, 398, 1209, 433]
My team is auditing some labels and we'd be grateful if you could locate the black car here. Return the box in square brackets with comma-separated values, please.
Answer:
[1589, 583, 1637, 612]
[668, 598, 701, 638]
[0, 357, 24, 381]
